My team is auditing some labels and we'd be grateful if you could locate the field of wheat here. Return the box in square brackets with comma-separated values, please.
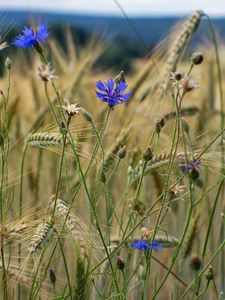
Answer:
[0, 10, 224, 300]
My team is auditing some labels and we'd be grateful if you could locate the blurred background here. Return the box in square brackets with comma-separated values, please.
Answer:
[0, 0, 225, 72]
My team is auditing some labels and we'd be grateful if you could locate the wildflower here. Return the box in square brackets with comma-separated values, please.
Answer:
[12, 24, 49, 48]
[170, 71, 184, 82]
[178, 158, 201, 180]
[62, 100, 82, 117]
[178, 158, 201, 174]
[38, 63, 57, 82]
[96, 79, 132, 107]
[131, 239, 163, 251]
[181, 77, 199, 94]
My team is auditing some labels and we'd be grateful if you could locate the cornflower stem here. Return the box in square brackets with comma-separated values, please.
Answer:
[44, 81, 60, 127]
[51, 115, 71, 219]
[194, 280, 210, 300]
[196, 179, 224, 293]
[181, 238, 225, 299]
[122, 161, 148, 241]
[152, 82, 197, 300]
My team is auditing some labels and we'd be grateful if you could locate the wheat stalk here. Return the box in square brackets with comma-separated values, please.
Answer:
[28, 219, 54, 255]
[159, 10, 204, 96]
[27, 132, 69, 147]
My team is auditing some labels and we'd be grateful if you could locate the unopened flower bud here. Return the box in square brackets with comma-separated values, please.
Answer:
[118, 146, 126, 159]
[114, 70, 125, 84]
[82, 110, 93, 123]
[182, 119, 189, 133]
[143, 147, 153, 162]
[205, 266, 214, 281]
[190, 255, 202, 271]
[174, 71, 183, 81]
[116, 256, 125, 270]
[155, 117, 165, 134]
[190, 168, 199, 180]
[100, 171, 106, 183]
[0, 133, 4, 147]
[191, 52, 204, 65]
[5, 57, 12, 70]
[49, 269, 56, 285]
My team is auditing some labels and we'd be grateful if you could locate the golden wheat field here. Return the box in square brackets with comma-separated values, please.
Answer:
[0, 9, 224, 300]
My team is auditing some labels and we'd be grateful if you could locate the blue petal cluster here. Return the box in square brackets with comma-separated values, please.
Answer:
[96, 79, 132, 106]
[178, 158, 201, 174]
[131, 239, 163, 251]
[12, 24, 49, 48]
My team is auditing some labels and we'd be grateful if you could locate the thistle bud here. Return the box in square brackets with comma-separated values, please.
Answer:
[191, 52, 204, 65]
[190, 255, 202, 271]
[117, 146, 126, 159]
[205, 266, 214, 281]
[182, 119, 189, 134]
[116, 256, 125, 270]
[82, 110, 93, 123]
[49, 269, 56, 285]
[5, 57, 12, 70]
[114, 70, 125, 84]
[143, 147, 153, 162]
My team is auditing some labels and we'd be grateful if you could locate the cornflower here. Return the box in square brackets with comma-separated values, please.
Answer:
[96, 79, 131, 107]
[131, 239, 163, 251]
[12, 24, 49, 48]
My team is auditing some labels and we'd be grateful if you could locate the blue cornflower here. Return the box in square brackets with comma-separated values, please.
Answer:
[178, 158, 201, 174]
[131, 239, 163, 251]
[96, 79, 132, 107]
[12, 24, 49, 48]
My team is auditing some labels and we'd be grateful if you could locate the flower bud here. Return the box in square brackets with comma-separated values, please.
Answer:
[116, 256, 125, 270]
[117, 146, 126, 159]
[5, 57, 12, 70]
[114, 70, 125, 84]
[49, 269, 56, 285]
[190, 255, 202, 271]
[0, 133, 4, 147]
[174, 71, 183, 81]
[143, 147, 153, 162]
[82, 110, 93, 123]
[190, 168, 199, 181]
[205, 266, 214, 281]
[191, 52, 204, 65]
[100, 171, 106, 183]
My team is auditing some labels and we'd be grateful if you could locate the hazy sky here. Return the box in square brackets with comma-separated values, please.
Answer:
[0, 0, 224, 16]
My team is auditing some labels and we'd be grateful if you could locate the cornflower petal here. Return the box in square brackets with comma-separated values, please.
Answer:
[96, 80, 107, 92]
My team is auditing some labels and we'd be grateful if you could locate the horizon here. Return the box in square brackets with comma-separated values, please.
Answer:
[0, 0, 224, 17]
